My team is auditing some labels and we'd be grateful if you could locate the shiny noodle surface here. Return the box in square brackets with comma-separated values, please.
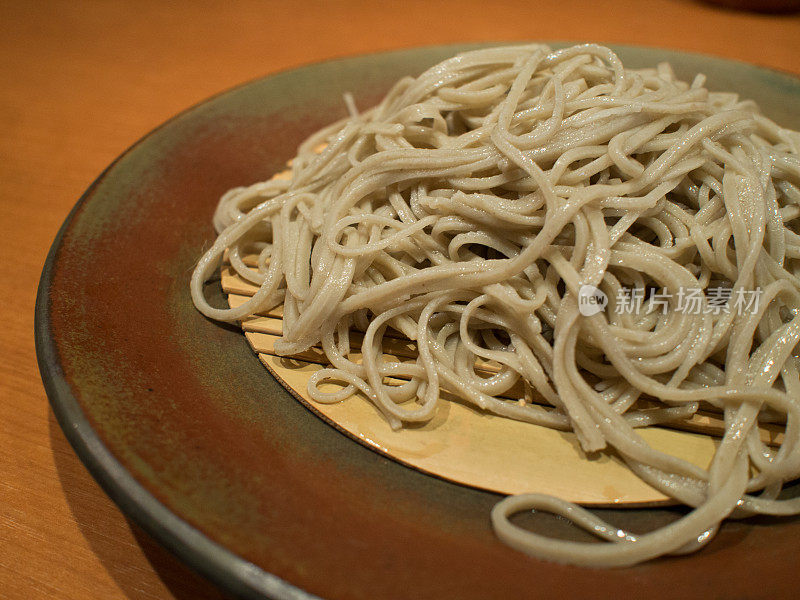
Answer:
[192, 44, 800, 567]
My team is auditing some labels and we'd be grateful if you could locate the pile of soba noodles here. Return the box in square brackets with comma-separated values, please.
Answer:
[192, 44, 800, 567]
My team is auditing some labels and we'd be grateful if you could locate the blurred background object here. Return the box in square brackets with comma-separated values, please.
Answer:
[701, 0, 800, 12]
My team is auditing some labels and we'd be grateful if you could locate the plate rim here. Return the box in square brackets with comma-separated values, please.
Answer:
[35, 179, 322, 600]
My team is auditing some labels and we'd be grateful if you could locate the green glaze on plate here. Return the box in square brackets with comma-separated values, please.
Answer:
[36, 44, 800, 600]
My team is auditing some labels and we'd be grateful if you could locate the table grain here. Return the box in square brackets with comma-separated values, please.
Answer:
[2, 1, 799, 598]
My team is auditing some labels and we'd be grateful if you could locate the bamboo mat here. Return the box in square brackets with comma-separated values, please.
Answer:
[221, 264, 783, 505]
[216, 154, 786, 505]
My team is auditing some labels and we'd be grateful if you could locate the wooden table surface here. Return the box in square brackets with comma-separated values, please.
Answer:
[2, 1, 799, 598]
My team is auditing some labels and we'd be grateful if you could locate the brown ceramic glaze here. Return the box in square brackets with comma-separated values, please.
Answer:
[36, 44, 800, 599]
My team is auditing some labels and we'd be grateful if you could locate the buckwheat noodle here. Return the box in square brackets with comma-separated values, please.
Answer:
[191, 44, 800, 567]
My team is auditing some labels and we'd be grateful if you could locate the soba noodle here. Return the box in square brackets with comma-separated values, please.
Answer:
[191, 44, 800, 567]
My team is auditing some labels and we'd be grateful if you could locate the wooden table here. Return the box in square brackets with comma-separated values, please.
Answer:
[2, 1, 799, 598]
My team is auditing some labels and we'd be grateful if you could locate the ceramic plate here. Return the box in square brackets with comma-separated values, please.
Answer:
[36, 44, 800, 599]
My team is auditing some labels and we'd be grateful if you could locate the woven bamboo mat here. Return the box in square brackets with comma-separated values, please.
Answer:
[218, 170, 782, 506]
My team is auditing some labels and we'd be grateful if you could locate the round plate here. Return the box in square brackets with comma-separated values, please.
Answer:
[36, 44, 800, 599]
